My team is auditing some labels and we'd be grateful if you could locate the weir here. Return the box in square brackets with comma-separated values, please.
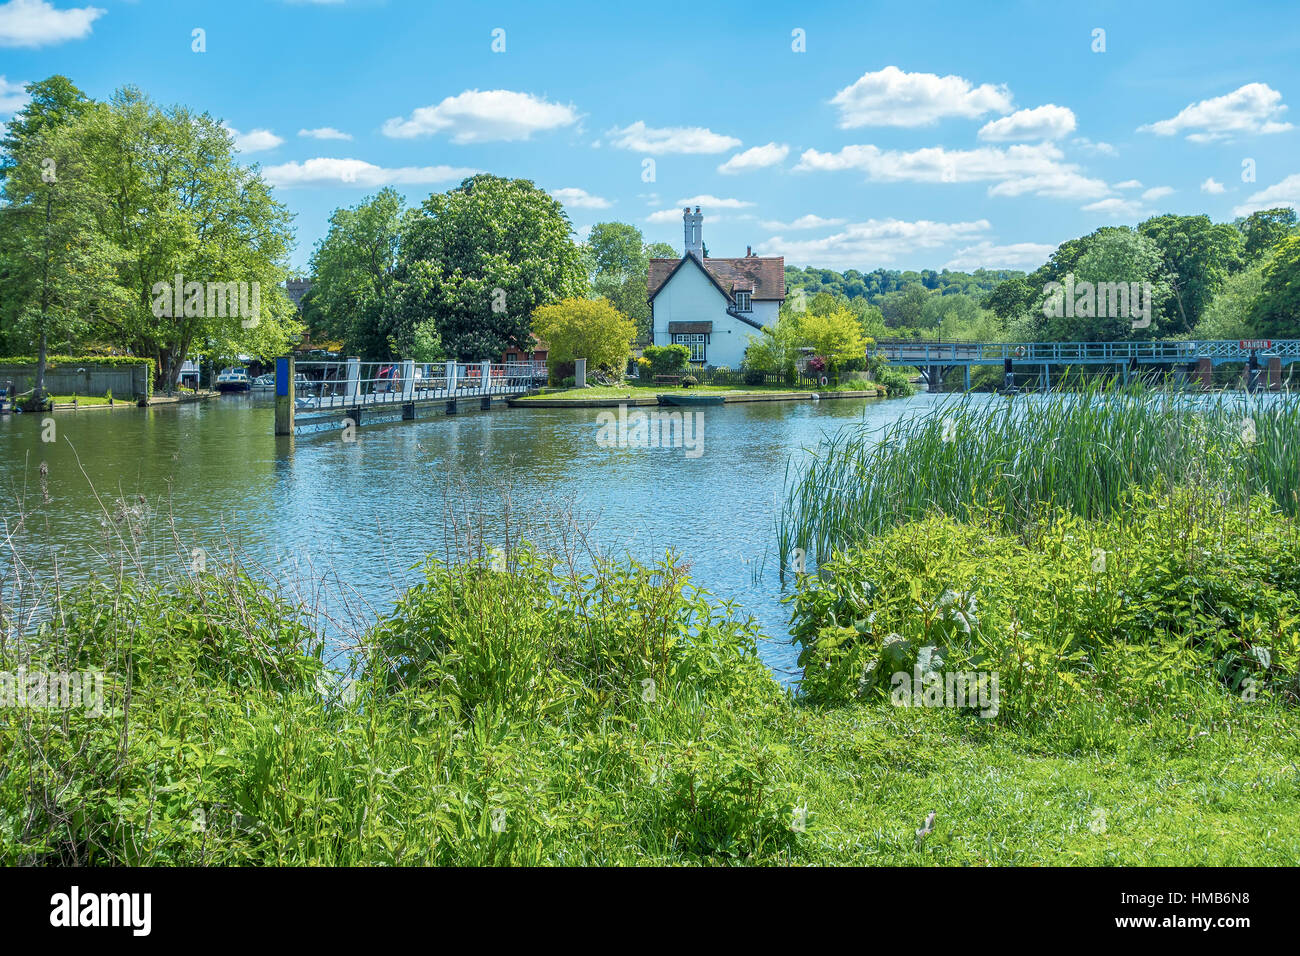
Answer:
[274, 356, 545, 435]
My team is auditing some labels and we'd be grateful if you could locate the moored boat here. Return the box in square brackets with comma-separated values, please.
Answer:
[215, 367, 251, 392]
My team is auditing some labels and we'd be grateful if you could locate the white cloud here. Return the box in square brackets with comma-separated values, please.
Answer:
[263, 158, 477, 188]
[1142, 186, 1174, 201]
[944, 240, 1056, 271]
[795, 141, 1110, 200]
[758, 217, 991, 268]
[550, 186, 611, 209]
[225, 125, 284, 154]
[607, 120, 740, 154]
[717, 142, 789, 174]
[1114, 179, 1143, 190]
[1082, 197, 1147, 219]
[1072, 137, 1118, 156]
[0, 74, 29, 114]
[0, 0, 103, 48]
[383, 89, 579, 143]
[675, 194, 753, 209]
[1233, 173, 1300, 216]
[758, 214, 846, 230]
[298, 126, 352, 141]
[830, 65, 1013, 128]
[978, 105, 1076, 142]
[1139, 82, 1293, 142]
[1201, 177, 1225, 194]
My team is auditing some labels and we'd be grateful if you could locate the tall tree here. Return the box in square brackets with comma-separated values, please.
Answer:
[1237, 207, 1298, 261]
[0, 119, 123, 402]
[77, 88, 299, 389]
[390, 175, 587, 360]
[307, 188, 407, 357]
[1138, 214, 1244, 334]
[582, 222, 671, 341]
[1250, 236, 1300, 338]
[0, 75, 89, 183]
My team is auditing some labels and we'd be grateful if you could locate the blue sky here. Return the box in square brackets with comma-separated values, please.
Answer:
[2, 0, 1298, 273]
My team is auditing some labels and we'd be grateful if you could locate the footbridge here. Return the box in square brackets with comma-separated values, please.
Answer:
[874, 339, 1300, 392]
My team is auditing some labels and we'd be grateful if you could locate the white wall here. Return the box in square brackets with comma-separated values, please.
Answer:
[651, 259, 775, 368]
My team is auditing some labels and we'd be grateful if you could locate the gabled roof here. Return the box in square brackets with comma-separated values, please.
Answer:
[648, 254, 786, 303]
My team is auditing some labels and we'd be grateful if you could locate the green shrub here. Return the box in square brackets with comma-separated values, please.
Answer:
[642, 344, 692, 377]
[681, 375, 698, 388]
[874, 368, 916, 398]
[786, 489, 1300, 718]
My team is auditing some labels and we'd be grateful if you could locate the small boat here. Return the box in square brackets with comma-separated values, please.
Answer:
[251, 373, 275, 390]
[657, 392, 726, 406]
[215, 367, 251, 392]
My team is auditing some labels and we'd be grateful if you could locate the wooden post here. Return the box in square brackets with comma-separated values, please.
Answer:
[1197, 358, 1213, 389]
[274, 355, 295, 435]
[1269, 355, 1283, 390]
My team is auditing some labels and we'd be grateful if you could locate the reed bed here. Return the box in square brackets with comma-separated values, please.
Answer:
[777, 385, 1300, 571]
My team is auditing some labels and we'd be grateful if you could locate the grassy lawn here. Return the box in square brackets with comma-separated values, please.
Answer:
[49, 394, 115, 405]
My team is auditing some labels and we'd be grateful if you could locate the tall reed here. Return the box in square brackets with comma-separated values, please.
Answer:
[777, 384, 1300, 572]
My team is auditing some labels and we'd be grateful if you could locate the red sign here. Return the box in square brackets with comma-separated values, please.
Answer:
[1239, 339, 1272, 350]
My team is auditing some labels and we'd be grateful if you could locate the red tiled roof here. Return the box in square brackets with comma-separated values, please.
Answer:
[647, 255, 786, 302]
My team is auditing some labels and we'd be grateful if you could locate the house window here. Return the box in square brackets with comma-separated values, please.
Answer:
[672, 333, 707, 363]
[734, 291, 752, 312]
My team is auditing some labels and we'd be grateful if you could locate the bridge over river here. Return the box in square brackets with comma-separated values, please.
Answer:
[874, 338, 1300, 392]
[273, 357, 545, 434]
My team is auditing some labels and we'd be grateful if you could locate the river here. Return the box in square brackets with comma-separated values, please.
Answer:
[1, 391, 944, 678]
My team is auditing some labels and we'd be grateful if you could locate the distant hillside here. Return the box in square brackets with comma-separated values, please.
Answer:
[785, 265, 1025, 305]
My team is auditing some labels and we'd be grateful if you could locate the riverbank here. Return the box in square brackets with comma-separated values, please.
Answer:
[42, 390, 219, 411]
[509, 383, 884, 407]
[4, 486, 1297, 865]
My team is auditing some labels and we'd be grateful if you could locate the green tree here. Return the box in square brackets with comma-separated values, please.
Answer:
[796, 308, 867, 373]
[391, 175, 587, 361]
[531, 297, 635, 376]
[1042, 229, 1170, 341]
[1238, 207, 1298, 261]
[583, 222, 655, 341]
[1250, 236, 1300, 338]
[307, 188, 406, 357]
[879, 283, 932, 328]
[1139, 214, 1244, 334]
[78, 88, 299, 389]
[1193, 255, 1271, 340]
[744, 316, 804, 378]
[0, 75, 90, 184]
[0, 119, 123, 402]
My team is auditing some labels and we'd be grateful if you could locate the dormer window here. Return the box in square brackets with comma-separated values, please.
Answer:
[734, 291, 751, 312]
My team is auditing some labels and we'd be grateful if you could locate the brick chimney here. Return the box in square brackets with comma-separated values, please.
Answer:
[683, 206, 703, 260]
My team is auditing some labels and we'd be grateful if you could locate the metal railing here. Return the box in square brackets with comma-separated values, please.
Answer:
[874, 339, 1300, 365]
[289, 359, 542, 412]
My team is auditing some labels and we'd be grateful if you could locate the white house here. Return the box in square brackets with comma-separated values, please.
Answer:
[647, 207, 785, 368]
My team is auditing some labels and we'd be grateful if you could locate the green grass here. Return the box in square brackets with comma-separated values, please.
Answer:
[49, 394, 115, 405]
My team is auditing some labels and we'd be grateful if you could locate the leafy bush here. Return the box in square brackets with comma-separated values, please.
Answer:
[681, 375, 698, 388]
[875, 368, 915, 397]
[786, 489, 1300, 718]
[641, 344, 692, 377]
